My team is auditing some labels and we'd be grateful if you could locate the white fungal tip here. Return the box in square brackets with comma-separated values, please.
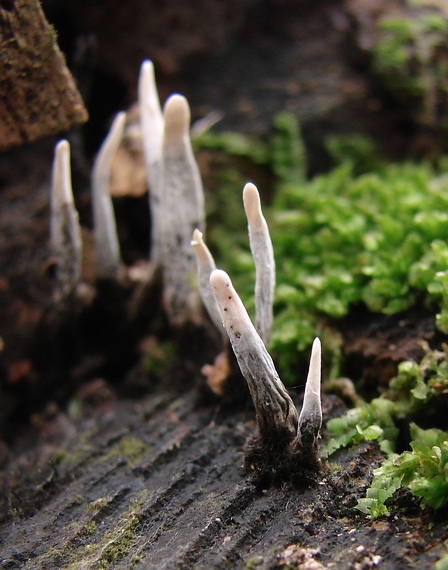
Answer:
[307, 337, 322, 394]
[53, 139, 73, 205]
[138, 58, 163, 147]
[243, 182, 262, 222]
[191, 229, 210, 264]
[139, 60, 157, 96]
[311, 336, 321, 363]
[210, 269, 230, 292]
[298, 336, 322, 443]
[93, 111, 127, 183]
[55, 138, 69, 156]
[163, 94, 190, 139]
[141, 59, 154, 74]
[191, 228, 203, 246]
[111, 111, 127, 137]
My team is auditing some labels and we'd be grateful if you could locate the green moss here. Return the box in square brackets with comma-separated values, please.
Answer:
[83, 520, 98, 536]
[357, 423, 448, 518]
[245, 555, 265, 569]
[388, 342, 448, 413]
[325, 133, 382, 174]
[64, 491, 149, 569]
[269, 111, 307, 183]
[141, 339, 175, 377]
[371, 1, 448, 127]
[102, 435, 149, 468]
[322, 398, 399, 459]
[98, 513, 141, 568]
[64, 514, 140, 570]
[268, 157, 448, 383]
[194, 130, 267, 164]
[195, 109, 448, 388]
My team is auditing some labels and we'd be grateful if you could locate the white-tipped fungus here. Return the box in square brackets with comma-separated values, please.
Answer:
[298, 337, 322, 448]
[243, 182, 275, 345]
[46, 59, 324, 488]
[92, 111, 126, 279]
[161, 94, 205, 326]
[191, 229, 223, 332]
[50, 139, 83, 301]
[210, 269, 298, 441]
[138, 59, 164, 265]
[210, 266, 323, 485]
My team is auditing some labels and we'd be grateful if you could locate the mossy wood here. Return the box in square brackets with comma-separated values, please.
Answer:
[2, 389, 447, 569]
[0, 0, 87, 152]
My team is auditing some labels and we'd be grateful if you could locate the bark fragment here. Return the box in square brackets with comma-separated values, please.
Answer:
[0, 0, 87, 151]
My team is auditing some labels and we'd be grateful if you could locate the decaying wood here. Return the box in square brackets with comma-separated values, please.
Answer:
[0, 0, 87, 152]
[1, 388, 447, 569]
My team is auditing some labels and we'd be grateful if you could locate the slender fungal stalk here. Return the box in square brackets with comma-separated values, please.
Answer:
[210, 269, 298, 441]
[50, 139, 82, 301]
[243, 182, 275, 345]
[161, 94, 205, 326]
[298, 337, 322, 449]
[138, 59, 164, 265]
[92, 111, 126, 279]
[191, 229, 223, 332]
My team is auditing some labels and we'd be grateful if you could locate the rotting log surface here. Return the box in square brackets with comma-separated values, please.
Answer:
[0, 0, 87, 152]
[1, 389, 447, 569]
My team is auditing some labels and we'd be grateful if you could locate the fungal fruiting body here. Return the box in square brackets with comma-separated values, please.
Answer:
[210, 269, 298, 442]
[191, 183, 276, 393]
[210, 269, 322, 487]
[192, 183, 323, 481]
[48, 60, 322, 487]
[50, 139, 83, 301]
[138, 59, 164, 266]
[51, 60, 207, 330]
[243, 182, 275, 346]
[92, 111, 126, 279]
[298, 337, 322, 452]
[191, 229, 223, 333]
[139, 62, 208, 327]
[160, 94, 205, 326]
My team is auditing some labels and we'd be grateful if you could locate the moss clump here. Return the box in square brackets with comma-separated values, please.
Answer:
[269, 157, 448, 383]
[357, 423, 448, 518]
[372, 1, 448, 128]
[102, 435, 149, 468]
[83, 520, 98, 535]
[98, 513, 141, 568]
[388, 342, 448, 413]
[322, 398, 399, 459]
[245, 555, 264, 569]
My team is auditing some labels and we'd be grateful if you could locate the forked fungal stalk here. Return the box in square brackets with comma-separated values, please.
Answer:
[161, 94, 205, 326]
[92, 111, 126, 279]
[210, 268, 322, 486]
[191, 229, 223, 332]
[138, 59, 164, 265]
[243, 182, 275, 345]
[50, 139, 82, 301]
[210, 269, 299, 442]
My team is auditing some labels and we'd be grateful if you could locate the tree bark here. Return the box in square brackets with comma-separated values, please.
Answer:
[0, 0, 87, 152]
